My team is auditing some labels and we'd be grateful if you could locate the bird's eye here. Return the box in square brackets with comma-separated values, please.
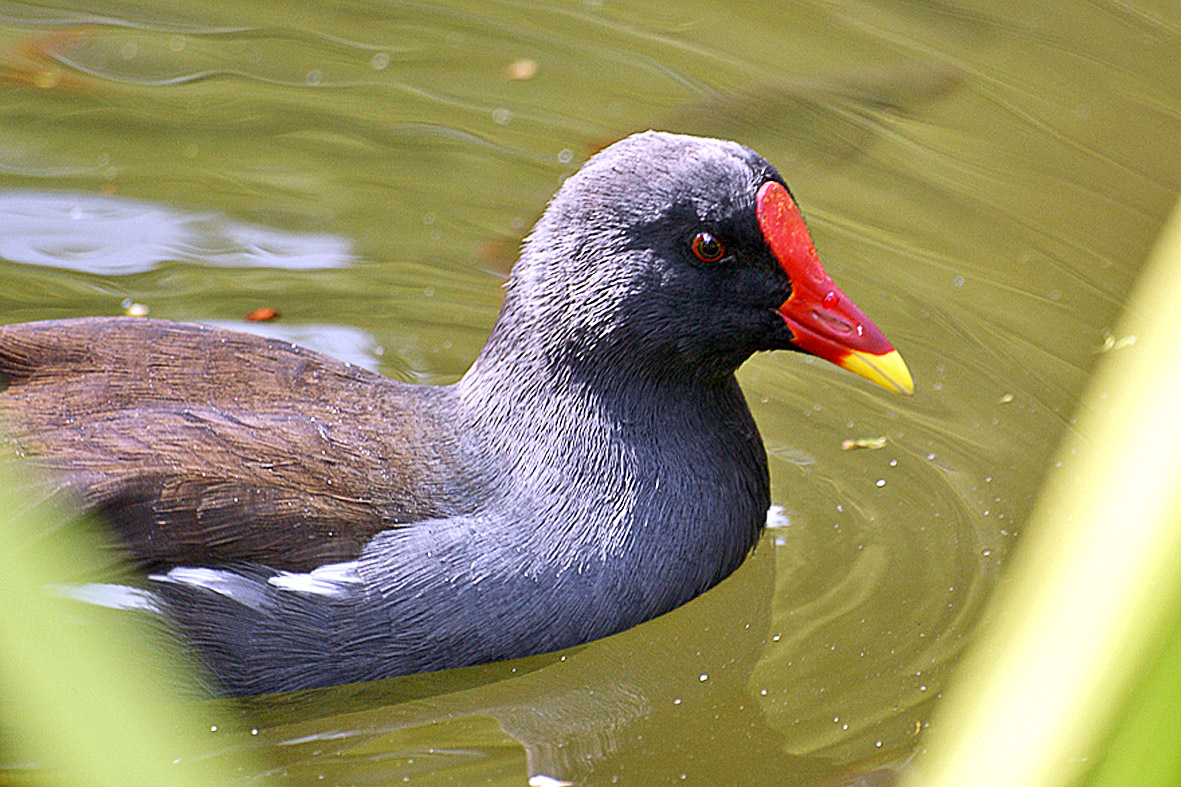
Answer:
[690, 232, 726, 263]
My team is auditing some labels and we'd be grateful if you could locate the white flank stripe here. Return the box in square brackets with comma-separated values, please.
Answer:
[151, 567, 270, 611]
[268, 561, 362, 597]
[56, 582, 162, 613]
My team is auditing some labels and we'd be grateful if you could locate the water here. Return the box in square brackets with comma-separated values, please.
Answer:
[0, 0, 1178, 783]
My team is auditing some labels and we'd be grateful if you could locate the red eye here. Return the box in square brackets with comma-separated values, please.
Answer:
[691, 232, 725, 263]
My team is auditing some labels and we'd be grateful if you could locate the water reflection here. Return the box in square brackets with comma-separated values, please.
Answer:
[0, 190, 352, 274]
[201, 319, 380, 372]
[230, 545, 828, 785]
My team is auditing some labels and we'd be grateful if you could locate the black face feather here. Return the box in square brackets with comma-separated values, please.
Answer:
[485, 131, 803, 385]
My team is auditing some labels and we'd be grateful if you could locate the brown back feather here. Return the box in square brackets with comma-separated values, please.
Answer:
[0, 318, 469, 571]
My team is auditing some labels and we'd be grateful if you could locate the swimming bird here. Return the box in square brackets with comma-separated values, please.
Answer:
[0, 131, 912, 695]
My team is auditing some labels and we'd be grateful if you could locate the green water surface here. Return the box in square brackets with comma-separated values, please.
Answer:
[0, 0, 1178, 784]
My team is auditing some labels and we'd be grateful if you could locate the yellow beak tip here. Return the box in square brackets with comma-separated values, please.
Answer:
[839, 349, 915, 396]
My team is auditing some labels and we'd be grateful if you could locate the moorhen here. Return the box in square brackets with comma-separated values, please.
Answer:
[0, 131, 912, 695]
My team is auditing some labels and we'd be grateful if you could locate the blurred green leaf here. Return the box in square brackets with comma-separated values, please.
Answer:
[1084, 607, 1181, 786]
[903, 196, 1181, 786]
[0, 461, 251, 786]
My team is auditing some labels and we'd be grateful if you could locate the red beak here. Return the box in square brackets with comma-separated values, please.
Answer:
[756, 181, 913, 395]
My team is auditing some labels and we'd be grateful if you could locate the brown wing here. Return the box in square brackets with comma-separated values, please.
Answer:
[0, 318, 469, 571]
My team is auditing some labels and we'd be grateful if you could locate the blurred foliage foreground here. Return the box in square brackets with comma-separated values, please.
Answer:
[905, 196, 1181, 785]
[0, 465, 252, 786]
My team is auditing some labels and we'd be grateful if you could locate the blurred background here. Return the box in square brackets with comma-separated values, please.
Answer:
[0, 0, 1178, 784]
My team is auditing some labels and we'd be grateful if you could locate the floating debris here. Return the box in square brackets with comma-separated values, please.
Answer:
[1096, 327, 1136, 353]
[121, 298, 148, 317]
[0, 27, 92, 92]
[841, 436, 887, 451]
[506, 58, 537, 81]
[246, 307, 280, 322]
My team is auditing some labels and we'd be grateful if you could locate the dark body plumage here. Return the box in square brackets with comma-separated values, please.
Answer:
[0, 132, 891, 695]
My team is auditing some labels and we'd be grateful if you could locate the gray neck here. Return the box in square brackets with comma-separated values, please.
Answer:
[335, 356, 770, 680]
[453, 324, 769, 612]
